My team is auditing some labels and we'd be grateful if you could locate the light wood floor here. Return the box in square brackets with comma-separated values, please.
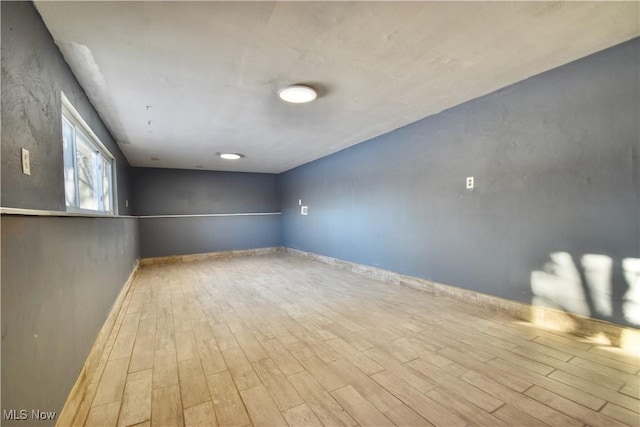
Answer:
[81, 254, 640, 427]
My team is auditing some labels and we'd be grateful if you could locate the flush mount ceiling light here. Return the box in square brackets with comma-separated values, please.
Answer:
[278, 84, 317, 103]
[219, 153, 243, 160]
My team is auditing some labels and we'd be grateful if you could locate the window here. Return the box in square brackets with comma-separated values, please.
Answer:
[61, 94, 115, 214]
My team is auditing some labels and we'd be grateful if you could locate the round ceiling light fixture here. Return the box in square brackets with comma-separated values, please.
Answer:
[278, 84, 317, 103]
[219, 153, 243, 160]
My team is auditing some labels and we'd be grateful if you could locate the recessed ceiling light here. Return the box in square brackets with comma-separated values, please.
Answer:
[278, 85, 317, 103]
[219, 153, 243, 160]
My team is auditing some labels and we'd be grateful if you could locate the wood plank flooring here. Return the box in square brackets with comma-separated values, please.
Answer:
[81, 254, 639, 426]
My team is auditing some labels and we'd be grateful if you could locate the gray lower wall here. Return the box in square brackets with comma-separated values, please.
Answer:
[1, 215, 139, 426]
[1, 1, 132, 213]
[133, 168, 282, 257]
[280, 38, 640, 327]
[139, 215, 281, 258]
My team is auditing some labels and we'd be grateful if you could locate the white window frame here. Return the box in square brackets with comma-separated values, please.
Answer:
[61, 93, 117, 215]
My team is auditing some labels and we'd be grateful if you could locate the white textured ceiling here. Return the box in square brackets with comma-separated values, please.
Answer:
[35, 1, 639, 173]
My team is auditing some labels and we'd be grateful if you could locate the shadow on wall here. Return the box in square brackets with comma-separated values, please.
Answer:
[531, 252, 640, 344]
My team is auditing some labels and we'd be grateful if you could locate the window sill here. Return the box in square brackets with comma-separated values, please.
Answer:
[0, 207, 136, 219]
[0, 208, 282, 219]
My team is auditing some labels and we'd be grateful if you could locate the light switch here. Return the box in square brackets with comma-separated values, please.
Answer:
[301, 206, 308, 215]
[298, 199, 302, 205]
[22, 148, 31, 175]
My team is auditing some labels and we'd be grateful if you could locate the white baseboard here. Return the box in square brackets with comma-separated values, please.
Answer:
[140, 246, 285, 265]
[56, 261, 141, 426]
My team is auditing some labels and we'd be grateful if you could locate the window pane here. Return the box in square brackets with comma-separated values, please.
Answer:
[102, 157, 112, 213]
[62, 119, 77, 207]
[62, 99, 115, 214]
[76, 131, 98, 210]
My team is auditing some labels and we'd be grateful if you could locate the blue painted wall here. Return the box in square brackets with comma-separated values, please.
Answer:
[1, 2, 139, 424]
[1, 2, 133, 213]
[1, 216, 139, 425]
[132, 168, 281, 257]
[138, 215, 281, 258]
[280, 39, 640, 327]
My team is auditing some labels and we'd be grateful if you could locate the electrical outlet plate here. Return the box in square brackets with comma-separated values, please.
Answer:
[301, 206, 308, 215]
[21, 148, 31, 175]
[466, 176, 474, 189]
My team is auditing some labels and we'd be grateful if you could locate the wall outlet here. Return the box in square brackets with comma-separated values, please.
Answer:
[125, 199, 129, 208]
[466, 176, 474, 189]
[301, 206, 308, 215]
[298, 199, 302, 206]
[21, 148, 31, 175]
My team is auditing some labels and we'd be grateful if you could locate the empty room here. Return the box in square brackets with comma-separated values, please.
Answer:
[1, 1, 639, 426]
